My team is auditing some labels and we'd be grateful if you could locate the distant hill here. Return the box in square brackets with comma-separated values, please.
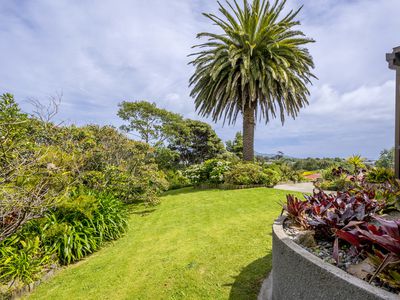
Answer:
[255, 151, 294, 159]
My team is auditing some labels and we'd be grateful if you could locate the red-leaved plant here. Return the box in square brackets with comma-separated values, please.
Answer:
[336, 217, 400, 287]
[284, 189, 384, 237]
[284, 189, 385, 264]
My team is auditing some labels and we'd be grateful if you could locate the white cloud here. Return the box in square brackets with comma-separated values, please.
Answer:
[0, 0, 398, 158]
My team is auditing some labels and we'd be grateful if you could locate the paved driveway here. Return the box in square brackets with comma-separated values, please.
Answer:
[274, 182, 316, 194]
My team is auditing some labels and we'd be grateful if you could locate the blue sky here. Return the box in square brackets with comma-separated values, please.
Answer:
[0, 0, 399, 159]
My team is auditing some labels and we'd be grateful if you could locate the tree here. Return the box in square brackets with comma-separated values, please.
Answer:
[375, 148, 394, 169]
[0, 94, 62, 242]
[226, 131, 243, 158]
[169, 119, 225, 166]
[189, 0, 315, 161]
[117, 101, 183, 146]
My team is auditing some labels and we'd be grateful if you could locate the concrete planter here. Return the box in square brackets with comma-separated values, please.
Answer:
[264, 217, 399, 300]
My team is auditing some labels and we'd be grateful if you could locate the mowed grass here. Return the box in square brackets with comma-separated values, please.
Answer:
[27, 188, 296, 300]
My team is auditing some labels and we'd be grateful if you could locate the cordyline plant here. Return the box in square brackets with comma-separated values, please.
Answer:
[283, 189, 385, 264]
[283, 187, 400, 290]
[283, 189, 384, 238]
[336, 217, 400, 288]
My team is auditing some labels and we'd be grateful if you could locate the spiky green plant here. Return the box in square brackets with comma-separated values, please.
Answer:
[189, 0, 315, 160]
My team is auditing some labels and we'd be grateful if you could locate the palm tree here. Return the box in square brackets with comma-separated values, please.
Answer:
[189, 0, 315, 161]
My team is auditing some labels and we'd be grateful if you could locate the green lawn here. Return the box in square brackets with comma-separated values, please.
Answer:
[27, 188, 295, 300]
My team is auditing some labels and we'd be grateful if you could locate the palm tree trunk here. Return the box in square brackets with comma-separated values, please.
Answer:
[243, 105, 255, 161]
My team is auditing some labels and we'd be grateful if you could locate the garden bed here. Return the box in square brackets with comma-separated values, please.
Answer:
[268, 216, 398, 300]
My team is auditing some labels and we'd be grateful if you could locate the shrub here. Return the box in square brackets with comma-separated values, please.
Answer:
[0, 236, 53, 288]
[375, 148, 394, 169]
[263, 168, 281, 187]
[268, 163, 303, 183]
[183, 164, 203, 185]
[183, 159, 231, 185]
[208, 160, 231, 184]
[282, 185, 400, 291]
[322, 166, 348, 181]
[317, 175, 353, 191]
[164, 170, 191, 190]
[224, 163, 272, 186]
[39, 192, 127, 264]
[366, 167, 395, 183]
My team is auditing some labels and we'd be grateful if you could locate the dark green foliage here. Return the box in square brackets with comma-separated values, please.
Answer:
[226, 132, 243, 159]
[0, 191, 128, 290]
[117, 100, 225, 168]
[154, 147, 180, 171]
[39, 192, 127, 265]
[292, 157, 344, 171]
[169, 119, 225, 166]
[375, 148, 394, 169]
[0, 93, 165, 294]
[164, 170, 191, 190]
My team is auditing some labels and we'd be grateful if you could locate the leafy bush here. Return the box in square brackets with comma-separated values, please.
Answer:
[267, 163, 303, 183]
[368, 180, 400, 212]
[183, 159, 231, 185]
[39, 192, 127, 264]
[207, 160, 231, 184]
[164, 170, 191, 190]
[224, 163, 277, 186]
[366, 167, 395, 183]
[0, 236, 53, 288]
[375, 148, 394, 169]
[317, 175, 353, 191]
[263, 168, 281, 187]
[322, 166, 348, 181]
[183, 164, 203, 185]
[292, 157, 343, 171]
[0, 190, 128, 290]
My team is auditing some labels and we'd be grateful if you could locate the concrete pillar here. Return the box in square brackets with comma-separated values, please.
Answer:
[386, 47, 400, 178]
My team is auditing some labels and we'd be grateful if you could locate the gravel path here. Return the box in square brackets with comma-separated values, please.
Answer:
[274, 182, 335, 194]
[274, 182, 316, 194]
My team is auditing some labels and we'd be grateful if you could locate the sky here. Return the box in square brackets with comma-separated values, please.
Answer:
[0, 0, 399, 159]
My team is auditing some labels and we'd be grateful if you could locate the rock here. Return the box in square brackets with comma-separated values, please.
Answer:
[293, 230, 317, 248]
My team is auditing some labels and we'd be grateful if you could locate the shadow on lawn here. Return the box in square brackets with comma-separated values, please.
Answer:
[228, 252, 272, 300]
[161, 187, 212, 197]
